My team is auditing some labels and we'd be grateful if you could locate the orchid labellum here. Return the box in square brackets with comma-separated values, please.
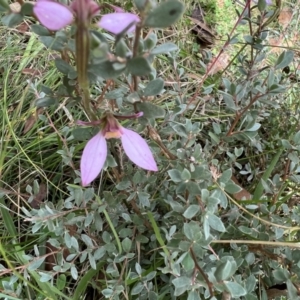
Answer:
[79, 113, 158, 186]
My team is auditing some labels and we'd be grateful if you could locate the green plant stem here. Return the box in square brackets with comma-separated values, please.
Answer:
[131, 5, 147, 108]
[132, 24, 142, 112]
[147, 211, 171, 259]
[95, 195, 122, 254]
[73, 261, 106, 300]
[259, 0, 281, 31]
[75, 17, 96, 121]
[82, 81, 96, 121]
[252, 148, 283, 200]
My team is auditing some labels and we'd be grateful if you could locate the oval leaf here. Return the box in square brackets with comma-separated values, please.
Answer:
[35, 96, 57, 108]
[275, 50, 294, 70]
[151, 42, 178, 55]
[127, 57, 152, 76]
[183, 205, 200, 219]
[136, 102, 165, 118]
[145, 0, 184, 28]
[144, 78, 164, 96]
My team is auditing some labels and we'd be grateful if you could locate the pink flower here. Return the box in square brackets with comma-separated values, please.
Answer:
[33, 0, 74, 31]
[98, 13, 140, 35]
[80, 115, 157, 186]
[33, 0, 99, 31]
[33, 0, 139, 34]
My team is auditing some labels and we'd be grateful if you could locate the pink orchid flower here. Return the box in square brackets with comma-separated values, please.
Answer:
[80, 114, 157, 186]
[33, 0, 140, 34]
[98, 13, 140, 35]
[33, 0, 74, 31]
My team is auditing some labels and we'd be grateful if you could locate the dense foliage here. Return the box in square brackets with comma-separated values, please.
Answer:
[1, 0, 300, 299]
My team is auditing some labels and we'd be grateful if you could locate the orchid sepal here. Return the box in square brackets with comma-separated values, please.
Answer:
[80, 114, 157, 186]
[33, 0, 73, 31]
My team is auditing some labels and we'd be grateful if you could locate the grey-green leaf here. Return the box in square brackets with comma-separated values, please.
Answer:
[39, 36, 67, 51]
[71, 266, 78, 280]
[151, 43, 178, 55]
[136, 102, 165, 118]
[183, 221, 201, 240]
[55, 58, 75, 75]
[89, 61, 126, 79]
[215, 260, 232, 281]
[1, 13, 23, 27]
[72, 127, 98, 141]
[172, 276, 191, 296]
[21, 2, 33, 15]
[219, 169, 232, 184]
[131, 283, 144, 295]
[35, 96, 57, 108]
[31, 24, 50, 36]
[102, 288, 113, 297]
[81, 234, 94, 248]
[181, 168, 191, 181]
[127, 57, 152, 76]
[115, 39, 131, 58]
[28, 257, 45, 271]
[144, 78, 164, 96]
[56, 274, 66, 290]
[224, 281, 247, 297]
[0, 0, 10, 10]
[144, 32, 158, 50]
[145, 0, 184, 28]
[39, 272, 52, 282]
[183, 205, 200, 219]
[225, 180, 242, 194]
[257, 0, 267, 12]
[275, 50, 294, 70]
[187, 290, 201, 300]
[168, 169, 182, 183]
[122, 237, 132, 252]
[206, 212, 226, 232]
[134, 0, 148, 11]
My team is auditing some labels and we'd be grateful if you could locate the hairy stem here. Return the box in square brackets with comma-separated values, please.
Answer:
[75, 17, 96, 120]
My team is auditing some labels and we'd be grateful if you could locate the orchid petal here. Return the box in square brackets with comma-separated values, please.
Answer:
[98, 13, 140, 34]
[121, 128, 158, 171]
[111, 5, 125, 13]
[80, 133, 107, 186]
[33, 0, 73, 31]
